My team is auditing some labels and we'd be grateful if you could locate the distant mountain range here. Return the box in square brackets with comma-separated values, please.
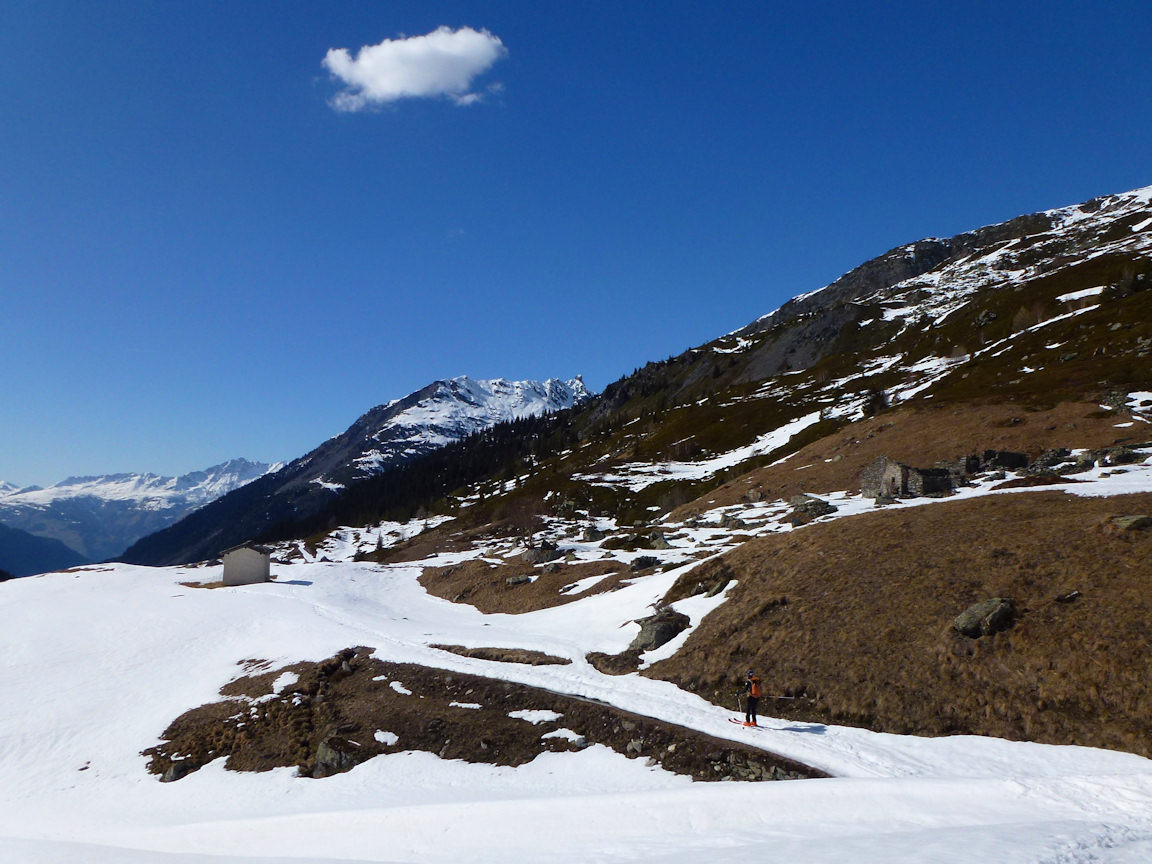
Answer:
[120, 376, 591, 566]
[0, 459, 273, 571]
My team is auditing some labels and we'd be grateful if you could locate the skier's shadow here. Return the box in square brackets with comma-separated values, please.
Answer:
[779, 723, 827, 734]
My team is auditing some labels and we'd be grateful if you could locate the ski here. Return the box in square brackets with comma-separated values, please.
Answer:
[728, 717, 762, 728]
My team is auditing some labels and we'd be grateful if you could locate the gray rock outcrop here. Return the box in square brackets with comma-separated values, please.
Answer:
[628, 609, 691, 653]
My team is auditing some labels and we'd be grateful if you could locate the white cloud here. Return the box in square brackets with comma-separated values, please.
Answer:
[323, 26, 507, 111]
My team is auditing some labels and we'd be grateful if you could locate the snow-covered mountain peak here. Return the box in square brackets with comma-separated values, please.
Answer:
[416, 375, 591, 425]
[350, 375, 592, 478]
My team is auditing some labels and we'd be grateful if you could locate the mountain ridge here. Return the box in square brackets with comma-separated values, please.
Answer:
[119, 375, 592, 566]
[0, 458, 274, 564]
[233, 180, 1151, 548]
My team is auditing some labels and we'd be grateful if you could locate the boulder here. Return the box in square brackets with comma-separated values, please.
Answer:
[954, 598, 1015, 639]
[648, 532, 673, 550]
[582, 526, 607, 542]
[705, 577, 731, 597]
[628, 609, 691, 652]
[1104, 447, 1142, 466]
[789, 495, 838, 519]
[1100, 514, 1152, 534]
[312, 737, 357, 778]
[506, 574, 533, 586]
[982, 450, 1029, 470]
[520, 547, 562, 565]
[630, 555, 661, 572]
[160, 760, 192, 783]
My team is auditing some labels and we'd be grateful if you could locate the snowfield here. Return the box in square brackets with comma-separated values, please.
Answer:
[5, 452, 1152, 864]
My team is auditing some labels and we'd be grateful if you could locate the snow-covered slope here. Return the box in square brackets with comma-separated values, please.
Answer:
[0, 459, 273, 564]
[3, 450, 1152, 862]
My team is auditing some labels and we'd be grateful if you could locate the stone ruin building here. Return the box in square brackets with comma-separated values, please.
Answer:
[860, 456, 954, 500]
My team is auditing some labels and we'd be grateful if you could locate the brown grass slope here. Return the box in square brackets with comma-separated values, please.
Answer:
[650, 491, 1152, 756]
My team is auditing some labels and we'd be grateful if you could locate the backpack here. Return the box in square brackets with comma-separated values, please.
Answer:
[749, 676, 762, 698]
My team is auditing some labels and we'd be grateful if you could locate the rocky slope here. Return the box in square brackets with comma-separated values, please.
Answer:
[0, 458, 272, 565]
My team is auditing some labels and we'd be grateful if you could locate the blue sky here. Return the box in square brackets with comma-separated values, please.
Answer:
[2, 1, 1150, 486]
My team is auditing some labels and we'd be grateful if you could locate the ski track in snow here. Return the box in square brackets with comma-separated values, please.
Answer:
[3, 444, 1152, 862]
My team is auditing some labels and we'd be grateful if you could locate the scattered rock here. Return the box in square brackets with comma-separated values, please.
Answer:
[954, 598, 1016, 639]
[582, 527, 606, 542]
[506, 574, 533, 587]
[1055, 590, 1081, 604]
[648, 532, 673, 550]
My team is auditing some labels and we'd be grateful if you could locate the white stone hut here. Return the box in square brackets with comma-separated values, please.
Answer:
[221, 544, 272, 586]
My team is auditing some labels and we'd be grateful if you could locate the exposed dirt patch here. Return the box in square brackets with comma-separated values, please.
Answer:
[651, 490, 1152, 757]
[672, 400, 1146, 517]
[586, 649, 642, 676]
[143, 649, 824, 784]
[991, 474, 1083, 490]
[431, 645, 571, 666]
[419, 558, 631, 614]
